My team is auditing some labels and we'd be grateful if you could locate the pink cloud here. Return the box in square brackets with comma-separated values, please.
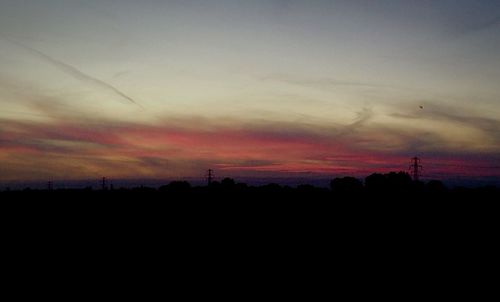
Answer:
[1, 117, 499, 181]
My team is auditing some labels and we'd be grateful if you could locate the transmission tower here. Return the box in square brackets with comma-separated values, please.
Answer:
[409, 156, 423, 182]
[102, 177, 107, 190]
[207, 169, 214, 186]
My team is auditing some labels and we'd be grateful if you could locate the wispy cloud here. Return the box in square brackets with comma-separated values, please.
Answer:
[335, 107, 373, 137]
[451, 15, 500, 36]
[390, 102, 500, 146]
[261, 73, 391, 91]
[2, 112, 499, 181]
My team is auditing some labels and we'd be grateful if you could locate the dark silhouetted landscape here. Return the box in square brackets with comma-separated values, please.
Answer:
[2, 171, 498, 203]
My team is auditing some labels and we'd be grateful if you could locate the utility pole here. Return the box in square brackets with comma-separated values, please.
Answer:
[409, 156, 423, 182]
[47, 181, 53, 191]
[207, 169, 214, 186]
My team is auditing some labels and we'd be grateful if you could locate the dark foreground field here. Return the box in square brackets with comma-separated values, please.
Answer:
[2, 180, 498, 274]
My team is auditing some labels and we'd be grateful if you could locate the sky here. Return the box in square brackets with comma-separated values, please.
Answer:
[1, 0, 500, 184]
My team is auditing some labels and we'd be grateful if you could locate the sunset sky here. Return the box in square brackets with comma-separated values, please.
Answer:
[1, 0, 500, 184]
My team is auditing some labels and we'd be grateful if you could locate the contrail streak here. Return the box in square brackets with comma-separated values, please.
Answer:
[1, 35, 142, 108]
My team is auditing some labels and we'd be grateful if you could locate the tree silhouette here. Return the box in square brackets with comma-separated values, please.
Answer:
[365, 173, 386, 192]
[330, 177, 363, 194]
[159, 181, 191, 194]
[426, 180, 447, 194]
[221, 178, 236, 188]
[365, 172, 412, 194]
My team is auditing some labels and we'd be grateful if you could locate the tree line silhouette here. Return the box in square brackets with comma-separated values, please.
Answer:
[1, 171, 498, 202]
